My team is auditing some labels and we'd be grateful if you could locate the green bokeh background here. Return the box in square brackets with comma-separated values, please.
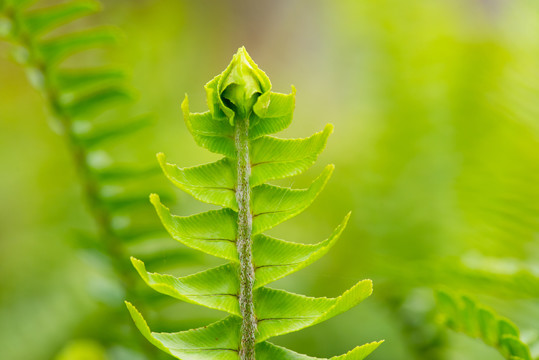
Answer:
[1, 1, 538, 359]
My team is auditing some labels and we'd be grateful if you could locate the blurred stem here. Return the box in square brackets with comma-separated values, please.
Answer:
[235, 116, 256, 360]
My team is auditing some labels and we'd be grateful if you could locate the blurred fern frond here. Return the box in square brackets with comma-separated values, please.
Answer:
[436, 290, 533, 360]
[0, 1, 181, 359]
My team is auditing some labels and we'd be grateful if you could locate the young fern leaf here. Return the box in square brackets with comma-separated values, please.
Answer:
[126, 47, 382, 360]
[435, 290, 532, 360]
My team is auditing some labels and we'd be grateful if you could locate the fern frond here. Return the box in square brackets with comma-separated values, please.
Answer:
[127, 47, 381, 359]
[435, 290, 532, 360]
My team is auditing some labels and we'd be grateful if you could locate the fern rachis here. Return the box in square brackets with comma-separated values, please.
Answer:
[235, 108, 257, 358]
[126, 47, 382, 359]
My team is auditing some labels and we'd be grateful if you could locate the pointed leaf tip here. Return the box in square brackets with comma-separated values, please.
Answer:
[365, 279, 374, 295]
[255, 279, 374, 341]
[181, 94, 189, 110]
[253, 213, 351, 287]
[125, 302, 171, 355]
[130, 256, 142, 267]
[149, 193, 160, 205]
[156, 152, 166, 164]
[325, 123, 335, 134]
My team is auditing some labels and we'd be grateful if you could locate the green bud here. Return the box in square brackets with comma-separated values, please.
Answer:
[205, 47, 271, 124]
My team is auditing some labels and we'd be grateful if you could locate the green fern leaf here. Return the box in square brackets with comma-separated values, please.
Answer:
[127, 47, 380, 359]
[62, 86, 133, 118]
[435, 290, 532, 360]
[256, 341, 382, 360]
[38, 26, 119, 65]
[55, 67, 125, 92]
[22, 0, 100, 35]
[77, 114, 153, 148]
[93, 164, 161, 182]
[250, 123, 333, 186]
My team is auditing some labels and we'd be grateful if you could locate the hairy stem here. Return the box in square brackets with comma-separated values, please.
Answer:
[235, 116, 256, 360]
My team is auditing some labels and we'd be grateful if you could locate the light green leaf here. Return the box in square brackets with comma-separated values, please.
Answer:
[255, 280, 373, 341]
[76, 114, 152, 148]
[250, 88, 296, 139]
[23, 0, 99, 35]
[150, 194, 238, 261]
[93, 164, 160, 182]
[126, 302, 240, 359]
[55, 67, 125, 92]
[250, 124, 333, 186]
[253, 213, 350, 287]
[256, 341, 382, 360]
[252, 165, 334, 234]
[38, 26, 119, 65]
[131, 257, 240, 315]
[182, 96, 235, 157]
[125, 301, 174, 355]
[158, 153, 237, 209]
[62, 86, 133, 119]
[329, 342, 383, 360]
[153, 317, 241, 360]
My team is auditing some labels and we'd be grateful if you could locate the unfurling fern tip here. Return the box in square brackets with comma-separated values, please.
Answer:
[126, 47, 382, 360]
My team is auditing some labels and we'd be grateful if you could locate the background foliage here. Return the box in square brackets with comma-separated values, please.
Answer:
[0, 0, 538, 359]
